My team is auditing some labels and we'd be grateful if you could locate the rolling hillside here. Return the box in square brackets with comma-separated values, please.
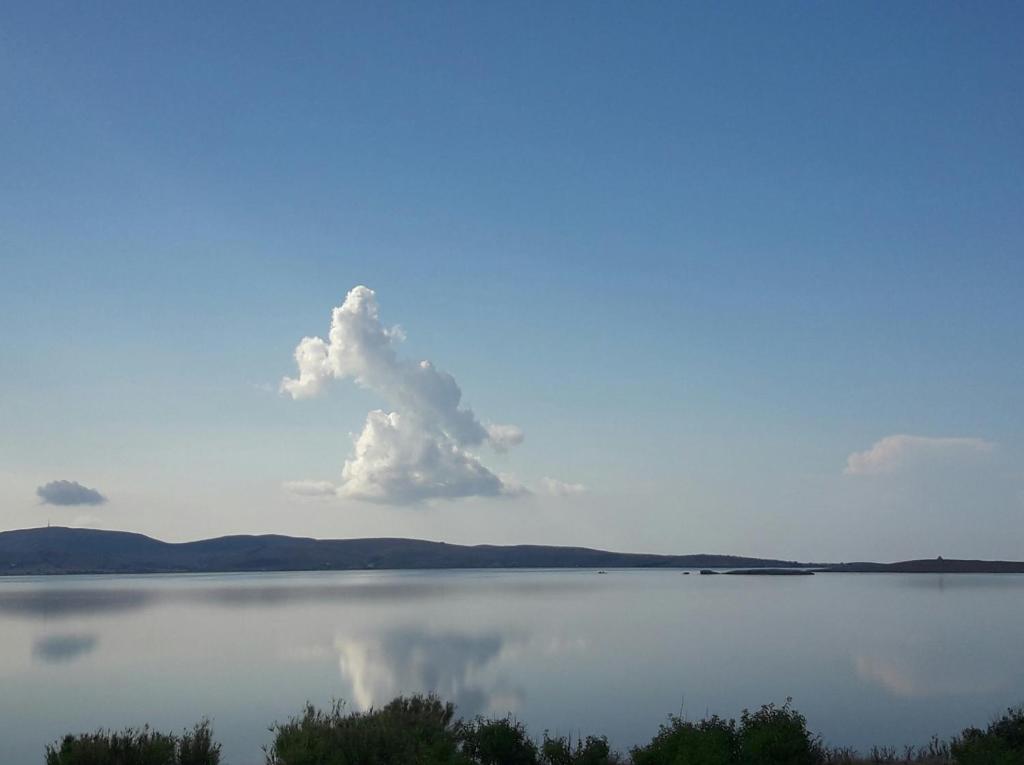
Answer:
[0, 527, 811, 575]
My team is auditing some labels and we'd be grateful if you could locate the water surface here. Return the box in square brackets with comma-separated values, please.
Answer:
[1, 569, 1022, 763]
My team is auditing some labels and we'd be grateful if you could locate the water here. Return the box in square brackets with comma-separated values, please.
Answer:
[1, 569, 1022, 763]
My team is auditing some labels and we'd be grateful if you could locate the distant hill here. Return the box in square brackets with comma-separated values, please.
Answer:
[822, 558, 1024, 574]
[0, 527, 813, 576]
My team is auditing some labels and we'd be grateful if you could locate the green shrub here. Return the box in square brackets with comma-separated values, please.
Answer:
[458, 716, 538, 765]
[951, 706, 1024, 765]
[45, 721, 219, 765]
[44, 695, 1024, 765]
[265, 695, 465, 765]
[541, 733, 619, 765]
[630, 714, 738, 765]
[540, 735, 574, 765]
[737, 700, 821, 765]
[176, 721, 222, 765]
[266, 698, 618, 765]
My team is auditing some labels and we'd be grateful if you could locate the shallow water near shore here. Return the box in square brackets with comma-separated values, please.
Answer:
[1, 569, 1022, 763]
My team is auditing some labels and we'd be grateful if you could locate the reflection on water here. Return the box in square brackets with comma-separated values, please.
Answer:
[198, 581, 454, 607]
[854, 653, 1009, 699]
[336, 628, 523, 715]
[0, 575, 605, 618]
[192, 577, 601, 608]
[0, 570, 1022, 764]
[33, 634, 99, 663]
[0, 588, 154, 619]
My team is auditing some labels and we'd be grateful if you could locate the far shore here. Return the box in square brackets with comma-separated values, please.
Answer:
[4, 527, 1024, 577]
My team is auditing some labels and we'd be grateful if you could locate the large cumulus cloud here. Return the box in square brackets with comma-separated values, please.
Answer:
[282, 286, 522, 504]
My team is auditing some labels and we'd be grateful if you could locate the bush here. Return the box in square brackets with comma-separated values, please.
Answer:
[44, 696, 1024, 765]
[177, 722, 222, 765]
[541, 733, 619, 765]
[458, 717, 538, 765]
[630, 715, 738, 765]
[266, 697, 622, 765]
[45, 721, 220, 765]
[265, 695, 465, 765]
[737, 700, 821, 765]
[951, 706, 1024, 765]
[629, 701, 820, 765]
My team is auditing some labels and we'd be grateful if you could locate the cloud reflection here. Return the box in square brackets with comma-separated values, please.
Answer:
[33, 634, 98, 663]
[0, 589, 154, 620]
[196, 581, 454, 607]
[855, 653, 1008, 698]
[335, 628, 524, 716]
[0, 575, 600, 622]
[195, 577, 599, 609]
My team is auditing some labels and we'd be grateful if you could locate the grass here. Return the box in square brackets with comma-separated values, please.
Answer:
[45, 699, 1024, 765]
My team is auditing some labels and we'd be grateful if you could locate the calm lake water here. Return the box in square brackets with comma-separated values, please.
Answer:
[1, 569, 1023, 763]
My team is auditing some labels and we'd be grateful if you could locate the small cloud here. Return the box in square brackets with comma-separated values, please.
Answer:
[486, 424, 524, 452]
[540, 477, 588, 496]
[36, 480, 107, 506]
[497, 473, 531, 498]
[282, 480, 339, 497]
[248, 380, 278, 394]
[844, 435, 994, 476]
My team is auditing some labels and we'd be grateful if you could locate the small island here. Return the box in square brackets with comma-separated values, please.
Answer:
[700, 569, 814, 576]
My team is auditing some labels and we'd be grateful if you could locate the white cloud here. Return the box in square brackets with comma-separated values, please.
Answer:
[282, 480, 338, 497]
[282, 286, 523, 504]
[339, 410, 505, 504]
[36, 480, 107, 506]
[496, 473, 531, 498]
[844, 434, 995, 476]
[540, 477, 588, 496]
[486, 424, 524, 452]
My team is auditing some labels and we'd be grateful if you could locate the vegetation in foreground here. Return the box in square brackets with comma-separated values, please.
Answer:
[45, 720, 220, 765]
[46, 697, 1024, 765]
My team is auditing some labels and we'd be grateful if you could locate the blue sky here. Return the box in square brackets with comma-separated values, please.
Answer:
[1, 1, 1022, 559]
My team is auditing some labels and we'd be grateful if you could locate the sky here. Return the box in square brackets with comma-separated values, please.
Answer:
[1, 1, 1022, 561]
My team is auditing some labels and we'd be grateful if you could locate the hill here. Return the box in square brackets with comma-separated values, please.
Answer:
[822, 558, 1024, 574]
[0, 527, 811, 575]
